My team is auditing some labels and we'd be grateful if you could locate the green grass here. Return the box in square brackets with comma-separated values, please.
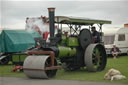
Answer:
[0, 56, 128, 83]
[0, 65, 25, 77]
[55, 56, 128, 83]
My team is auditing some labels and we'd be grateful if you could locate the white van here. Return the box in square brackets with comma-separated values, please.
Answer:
[103, 27, 128, 55]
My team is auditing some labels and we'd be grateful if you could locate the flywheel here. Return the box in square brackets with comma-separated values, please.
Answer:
[79, 29, 93, 49]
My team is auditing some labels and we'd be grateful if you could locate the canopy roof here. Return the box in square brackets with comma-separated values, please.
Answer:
[53, 16, 111, 25]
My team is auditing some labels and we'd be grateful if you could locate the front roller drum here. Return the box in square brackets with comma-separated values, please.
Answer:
[84, 44, 107, 72]
[23, 55, 58, 79]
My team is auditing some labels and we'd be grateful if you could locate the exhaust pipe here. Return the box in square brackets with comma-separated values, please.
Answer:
[48, 8, 55, 45]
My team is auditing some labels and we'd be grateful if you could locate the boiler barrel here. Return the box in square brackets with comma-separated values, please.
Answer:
[58, 46, 76, 57]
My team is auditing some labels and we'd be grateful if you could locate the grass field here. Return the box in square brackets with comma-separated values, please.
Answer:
[0, 56, 128, 83]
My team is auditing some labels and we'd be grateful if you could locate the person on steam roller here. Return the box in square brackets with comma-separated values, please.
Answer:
[91, 26, 101, 43]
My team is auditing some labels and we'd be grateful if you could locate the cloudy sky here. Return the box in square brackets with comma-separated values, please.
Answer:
[0, 0, 128, 33]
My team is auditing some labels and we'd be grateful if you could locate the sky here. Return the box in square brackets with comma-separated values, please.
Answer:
[0, 0, 128, 34]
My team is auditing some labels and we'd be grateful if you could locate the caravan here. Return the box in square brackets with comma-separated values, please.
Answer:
[103, 24, 128, 55]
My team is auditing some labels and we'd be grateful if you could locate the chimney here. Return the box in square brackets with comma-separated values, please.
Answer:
[48, 8, 56, 45]
[124, 24, 128, 28]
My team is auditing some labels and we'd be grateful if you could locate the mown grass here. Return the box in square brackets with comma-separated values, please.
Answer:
[0, 65, 25, 77]
[0, 56, 128, 83]
[55, 56, 128, 83]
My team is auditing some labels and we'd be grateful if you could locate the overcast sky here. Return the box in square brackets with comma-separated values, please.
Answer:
[0, 0, 128, 33]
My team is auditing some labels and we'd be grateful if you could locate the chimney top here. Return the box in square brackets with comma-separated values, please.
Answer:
[124, 24, 128, 27]
[48, 8, 55, 12]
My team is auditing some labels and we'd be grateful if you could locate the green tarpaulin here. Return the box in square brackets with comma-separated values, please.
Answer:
[0, 30, 40, 52]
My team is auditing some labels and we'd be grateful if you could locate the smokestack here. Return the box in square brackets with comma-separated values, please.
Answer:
[48, 8, 55, 45]
[124, 24, 128, 28]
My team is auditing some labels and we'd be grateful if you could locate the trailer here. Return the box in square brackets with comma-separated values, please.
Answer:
[0, 30, 40, 65]
[103, 24, 128, 55]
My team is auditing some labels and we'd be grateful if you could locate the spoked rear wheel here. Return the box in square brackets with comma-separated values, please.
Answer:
[84, 44, 107, 72]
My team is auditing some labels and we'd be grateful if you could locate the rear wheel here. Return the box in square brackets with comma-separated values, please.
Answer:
[84, 44, 107, 72]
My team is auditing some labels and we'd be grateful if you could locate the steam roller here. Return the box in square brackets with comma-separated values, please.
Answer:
[23, 8, 112, 79]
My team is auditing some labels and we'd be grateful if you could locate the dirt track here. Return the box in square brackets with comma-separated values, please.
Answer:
[0, 77, 127, 85]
